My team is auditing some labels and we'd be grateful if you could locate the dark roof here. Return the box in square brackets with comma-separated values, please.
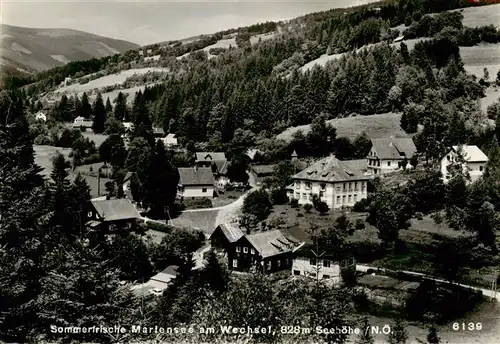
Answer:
[370, 138, 416, 160]
[216, 160, 229, 175]
[178, 167, 214, 186]
[245, 230, 299, 258]
[341, 159, 367, 173]
[251, 165, 275, 175]
[292, 155, 370, 182]
[195, 152, 227, 162]
[212, 223, 244, 243]
[90, 198, 141, 221]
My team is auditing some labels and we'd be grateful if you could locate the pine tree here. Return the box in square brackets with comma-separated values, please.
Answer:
[105, 97, 113, 114]
[79, 92, 92, 119]
[114, 92, 128, 121]
[202, 250, 229, 295]
[143, 140, 178, 218]
[91, 93, 106, 134]
[387, 318, 409, 344]
[0, 91, 46, 341]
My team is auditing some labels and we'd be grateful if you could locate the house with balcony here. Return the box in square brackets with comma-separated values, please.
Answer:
[366, 137, 416, 175]
[86, 198, 141, 232]
[287, 155, 370, 209]
[177, 166, 215, 199]
[440, 145, 488, 184]
[210, 225, 302, 273]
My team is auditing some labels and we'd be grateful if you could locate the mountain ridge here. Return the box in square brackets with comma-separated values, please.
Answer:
[0, 24, 140, 75]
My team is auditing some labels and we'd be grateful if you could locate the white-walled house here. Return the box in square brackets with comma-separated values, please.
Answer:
[158, 133, 178, 148]
[35, 112, 47, 122]
[367, 137, 416, 175]
[286, 155, 370, 209]
[292, 257, 343, 285]
[177, 167, 215, 199]
[440, 145, 488, 184]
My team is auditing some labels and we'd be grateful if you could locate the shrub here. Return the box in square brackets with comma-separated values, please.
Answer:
[303, 203, 313, 213]
[353, 198, 370, 212]
[316, 201, 329, 215]
[242, 189, 272, 221]
[297, 213, 304, 217]
[355, 219, 366, 230]
[290, 199, 299, 208]
[415, 212, 424, 220]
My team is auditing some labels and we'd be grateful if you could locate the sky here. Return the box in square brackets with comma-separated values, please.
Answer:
[1, 0, 376, 46]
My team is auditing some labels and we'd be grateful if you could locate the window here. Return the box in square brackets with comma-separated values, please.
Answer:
[243, 247, 248, 253]
[354, 182, 358, 190]
[388, 161, 391, 166]
[293, 270, 301, 276]
[310, 258, 317, 266]
[480, 165, 484, 172]
[109, 224, 116, 231]
[202, 188, 207, 193]
[323, 275, 330, 279]
[446, 174, 450, 179]
[342, 195, 346, 203]
[349, 182, 352, 190]
[320, 183, 326, 191]
[124, 222, 132, 230]
[302, 193, 307, 200]
[277, 260, 281, 268]
[232, 259, 238, 268]
[336, 186, 341, 192]
[354, 194, 358, 202]
[285, 258, 289, 265]
[323, 260, 331, 268]
[251, 248, 255, 254]
[236, 246, 241, 253]
[336, 196, 341, 203]
[87, 211, 93, 218]
[305, 182, 311, 190]
[295, 182, 300, 189]
[266, 261, 271, 270]
[319, 191, 324, 198]
[377, 161, 380, 167]
[295, 192, 300, 199]
[447, 155, 451, 161]
[348, 195, 352, 202]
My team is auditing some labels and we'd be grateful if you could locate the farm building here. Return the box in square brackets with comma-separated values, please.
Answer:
[177, 166, 215, 199]
[86, 198, 141, 232]
[366, 137, 416, 175]
[440, 145, 488, 184]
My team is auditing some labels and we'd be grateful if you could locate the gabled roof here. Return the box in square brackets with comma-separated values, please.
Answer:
[90, 198, 140, 222]
[246, 149, 262, 160]
[195, 152, 226, 162]
[245, 230, 299, 258]
[251, 165, 275, 175]
[216, 160, 229, 175]
[291, 150, 298, 158]
[212, 223, 245, 243]
[151, 265, 179, 284]
[449, 145, 488, 162]
[292, 155, 370, 182]
[166, 133, 176, 140]
[153, 127, 165, 135]
[178, 167, 214, 186]
[370, 137, 416, 160]
[161, 265, 179, 277]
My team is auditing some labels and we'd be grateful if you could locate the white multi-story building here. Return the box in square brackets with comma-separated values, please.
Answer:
[292, 257, 342, 284]
[440, 145, 488, 184]
[286, 155, 370, 209]
[367, 137, 416, 175]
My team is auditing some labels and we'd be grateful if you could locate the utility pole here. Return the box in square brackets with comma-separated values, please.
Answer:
[311, 228, 325, 285]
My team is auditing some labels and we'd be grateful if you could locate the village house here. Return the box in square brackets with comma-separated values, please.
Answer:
[291, 255, 355, 286]
[195, 152, 230, 190]
[73, 116, 93, 131]
[440, 145, 488, 184]
[152, 127, 166, 138]
[250, 165, 275, 185]
[131, 265, 179, 297]
[35, 111, 47, 122]
[177, 166, 215, 199]
[366, 137, 417, 175]
[86, 198, 141, 232]
[157, 133, 178, 148]
[210, 225, 302, 273]
[287, 154, 370, 209]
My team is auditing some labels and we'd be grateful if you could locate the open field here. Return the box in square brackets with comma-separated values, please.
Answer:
[91, 85, 151, 104]
[171, 210, 218, 232]
[460, 44, 500, 81]
[34, 145, 71, 177]
[277, 112, 409, 142]
[53, 67, 169, 94]
[299, 38, 429, 72]
[81, 132, 108, 147]
[460, 3, 500, 28]
[250, 32, 278, 45]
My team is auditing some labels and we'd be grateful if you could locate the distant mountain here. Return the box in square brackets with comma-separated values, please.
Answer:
[0, 25, 140, 74]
